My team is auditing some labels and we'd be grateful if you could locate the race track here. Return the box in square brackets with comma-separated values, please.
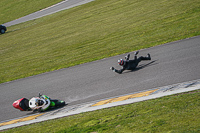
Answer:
[0, 36, 200, 122]
[3, 0, 94, 27]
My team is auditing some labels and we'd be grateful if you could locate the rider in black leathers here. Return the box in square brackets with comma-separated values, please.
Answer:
[110, 51, 151, 74]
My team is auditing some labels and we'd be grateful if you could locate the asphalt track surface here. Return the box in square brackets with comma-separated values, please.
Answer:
[0, 36, 200, 122]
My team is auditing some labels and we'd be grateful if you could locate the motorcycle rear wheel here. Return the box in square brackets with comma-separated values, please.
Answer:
[51, 100, 65, 107]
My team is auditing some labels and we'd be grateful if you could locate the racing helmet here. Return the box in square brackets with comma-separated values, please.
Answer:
[118, 59, 125, 66]
[29, 97, 46, 109]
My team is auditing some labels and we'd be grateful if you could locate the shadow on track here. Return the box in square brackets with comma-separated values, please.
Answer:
[134, 60, 158, 71]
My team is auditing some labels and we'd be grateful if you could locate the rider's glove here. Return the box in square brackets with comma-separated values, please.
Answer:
[134, 51, 139, 55]
[110, 67, 116, 72]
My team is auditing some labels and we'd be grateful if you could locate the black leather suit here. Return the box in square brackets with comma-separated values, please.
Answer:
[111, 52, 151, 74]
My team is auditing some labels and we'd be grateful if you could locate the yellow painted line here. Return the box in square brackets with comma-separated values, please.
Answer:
[92, 89, 158, 106]
[0, 113, 44, 127]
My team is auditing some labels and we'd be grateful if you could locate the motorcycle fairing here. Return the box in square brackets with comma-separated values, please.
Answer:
[12, 98, 29, 111]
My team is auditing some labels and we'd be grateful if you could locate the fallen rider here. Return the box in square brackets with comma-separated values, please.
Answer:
[110, 51, 151, 74]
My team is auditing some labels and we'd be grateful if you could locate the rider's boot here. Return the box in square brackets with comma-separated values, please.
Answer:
[147, 53, 151, 60]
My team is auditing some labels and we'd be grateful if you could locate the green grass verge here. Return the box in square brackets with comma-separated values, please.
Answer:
[0, 0, 200, 83]
[3, 90, 200, 133]
[0, 0, 62, 24]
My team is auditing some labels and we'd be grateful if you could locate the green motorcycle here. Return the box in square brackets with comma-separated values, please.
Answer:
[13, 93, 66, 112]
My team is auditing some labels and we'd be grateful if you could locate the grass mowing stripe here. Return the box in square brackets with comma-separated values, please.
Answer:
[0, 0, 200, 83]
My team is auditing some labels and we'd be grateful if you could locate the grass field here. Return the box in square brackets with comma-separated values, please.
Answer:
[3, 90, 200, 133]
[0, 0, 62, 24]
[0, 0, 200, 83]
